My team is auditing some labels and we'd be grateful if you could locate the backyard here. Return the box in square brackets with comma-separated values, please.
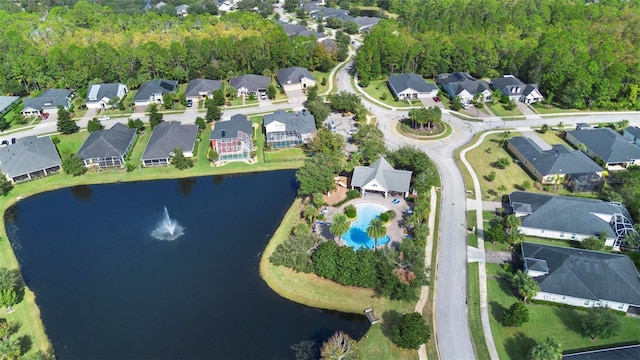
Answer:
[487, 264, 640, 359]
[54, 131, 90, 155]
[310, 70, 331, 94]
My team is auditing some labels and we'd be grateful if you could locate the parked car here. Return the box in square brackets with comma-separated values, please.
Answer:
[41, 112, 49, 120]
[433, 96, 441, 102]
[260, 92, 267, 101]
[0, 140, 8, 147]
[98, 116, 111, 121]
[186, 99, 193, 107]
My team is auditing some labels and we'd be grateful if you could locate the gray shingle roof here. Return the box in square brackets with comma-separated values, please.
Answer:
[0, 96, 19, 114]
[436, 72, 490, 96]
[624, 126, 640, 139]
[522, 242, 640, 307]
[77, 123, 136, 160]
[134, 79, 178, 102]
[86, 83, 125, 104]
[264, 109, 317, 135]
[185, 79, 222, 97]
[351, 157, 412, 193]
[567, 128, 640, 164]
[276, 67, 314, 85]
[141, 121, 198, 160]
[23, 89, 72, 110]
[490, 75, 526, 96]
[563, 344, 640, 359]
[279, 22, 326, 39]
[229, 75, 271, 92]
[388, 73, 438, 94]
[0, 136, 61, 179]
[509, 191, 629, 238]
[353, 16, 380, 28]
[507, 136, 602, 176]
[210, 114, 253, 140]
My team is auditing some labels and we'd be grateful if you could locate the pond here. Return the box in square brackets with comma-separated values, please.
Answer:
[5, 171, 368, 359]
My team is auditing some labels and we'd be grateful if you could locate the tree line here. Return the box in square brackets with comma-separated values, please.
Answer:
[0, 3, 342, 96]
[355, 0, 640, 110]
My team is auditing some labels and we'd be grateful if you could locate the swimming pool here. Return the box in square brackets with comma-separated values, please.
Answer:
[342, 203, 391, 250]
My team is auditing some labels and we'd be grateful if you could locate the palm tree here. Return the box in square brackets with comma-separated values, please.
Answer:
[329, 213, 350, 242]
[367, 217, 387, 251]
[504, 214, 521, 235]
[303, 205, 318, 224]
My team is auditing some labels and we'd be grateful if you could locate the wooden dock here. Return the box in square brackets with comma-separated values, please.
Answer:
[364, 308, 380, 324]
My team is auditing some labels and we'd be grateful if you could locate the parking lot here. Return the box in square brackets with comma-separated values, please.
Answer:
[324, 113, 358, 153]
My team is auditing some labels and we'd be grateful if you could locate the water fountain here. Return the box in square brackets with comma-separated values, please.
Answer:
[151, 207, 184, 241]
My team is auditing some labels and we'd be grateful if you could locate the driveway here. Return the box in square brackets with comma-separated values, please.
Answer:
[517, 102, 542, 119]
[283, 88, 306, 102]
[520, 130, 552, 150]
[420, 97, 444, 109]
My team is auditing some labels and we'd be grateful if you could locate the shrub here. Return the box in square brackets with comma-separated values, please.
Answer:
[485, 171, 497, 182]
[379, 212, 390, 223]
[503, 302, 529, 327]
[580, 236, 605, 251]
[391, 312, 431, 349]
[386, 209, 397, 220]
[125, 162, 136, 173]
[344, 204, 357, 218]
[522, 180, 532, 190]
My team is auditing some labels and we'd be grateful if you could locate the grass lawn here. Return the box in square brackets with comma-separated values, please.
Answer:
[487, 264, 640, 359]
[264, 147, 305, 163]
[423, 191, 441, 360]
[466, 132, 532, 200]
[54, 131, 90, 156]
[467, 211, 478, 247]
[534, 130, 574, 149]
[259, 199, 418, 359]
[531, 102, 588, 115]
[468, 263, 491, 360]
[310, 70, 331, 94]
[101, 90, 136, 116]
[487, 102, 523, 118]
[229, 97, 259, 107]
[360, 80, 413, 109]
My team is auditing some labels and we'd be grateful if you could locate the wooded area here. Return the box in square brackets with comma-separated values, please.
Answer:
[0, 1, 339, 96]
[356, 0, 640, 110]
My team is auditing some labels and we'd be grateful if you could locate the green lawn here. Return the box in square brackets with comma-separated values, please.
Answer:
[468, 263, 491, 360]
[487, 264, 640, 359]
[310, 70, 331, 94]
[101, 90, 136, 116]
[534, 129, 574, 149]
[264, 148, 305, 163]
[229, 97, 259, 107]
[466, 132, 533, 200]
[55, 131, 90, 156]
[531, 102, 588, 115]
[260, 199, 418, 359]
[487, 102, 524, 118]
[360, 80, 414, 108]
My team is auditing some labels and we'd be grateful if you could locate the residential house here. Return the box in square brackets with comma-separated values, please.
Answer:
[319, 38, 336, 52]
[563, 344, 640, 359]
[263, 109, 317, 149]
[521, 242, 640, 313]
[565, 127, 640, 169]
[387, 73, 439, 100]
[210, 114, 253, 162]
[351, 156, 412, 198]
[353, 16, 380, 32]
[575, 123, 591, 130]
[509, 191, 636, 249]
[490, 75, 543, 104]
[279, 22, 326, 41]
[133, 79, 178, 106]
[276, 67, 316, 91]
[229, 74, 271, 97]
[0, 96, 20, 117]
[185, 79, 223, 99]
[217, 1, 233, 12]
[141, 121, 198, 167]
[506, 136, 604, 190]
[76, 123, 137, 169]
[85, 83, 128, 109]
[21, 89, 73, 117]
[175, 4, 189, 16]
[0, 136, 61, 183]
[436, 72, 492, 106]
[623, 126, 640, 147]
[313, 6, 349, 20]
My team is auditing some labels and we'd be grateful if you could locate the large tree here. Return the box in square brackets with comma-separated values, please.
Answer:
[87, 118, 104, 132]
[352, 124, 386, 164]
[0, 177, 13, 196]
[320, 331, 361, 360]
[329, 213, 350, 242]
[510, 270, 539, 303]
[56, 106, 79, 134]
[582, 307, 621, 340]
[528, 337, 562, 360]
[391, 312, 431, 350]
[61, 154, 86, 176]
[171, 148, 193, 170]
[503, 301, 529, 327]
[148, 104, 163, 130]
[296, 153, 341, 196]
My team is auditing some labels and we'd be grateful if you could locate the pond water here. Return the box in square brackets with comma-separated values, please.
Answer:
[5, 171, 368, 359]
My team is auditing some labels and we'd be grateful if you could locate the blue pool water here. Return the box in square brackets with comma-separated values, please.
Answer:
[342, 203, 391, 250]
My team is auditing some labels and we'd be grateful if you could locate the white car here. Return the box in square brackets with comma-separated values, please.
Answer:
[98, 116, 111, 121]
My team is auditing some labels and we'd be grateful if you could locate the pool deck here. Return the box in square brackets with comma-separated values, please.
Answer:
[316, 193, 410, 249]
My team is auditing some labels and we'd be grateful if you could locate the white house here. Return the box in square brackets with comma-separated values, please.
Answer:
[522, 242, 640, 313]
[86, 83, 128, 109]
[387, 73, 438, 100]
[351, 157, 412, 198]
[436, 72, 492, 106]
[490, 75, 543, 104]
[276, 67, 316, 91]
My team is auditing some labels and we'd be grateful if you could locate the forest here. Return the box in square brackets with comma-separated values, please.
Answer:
[0, 1, 343, 96]
[355, 0, 640, 110]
